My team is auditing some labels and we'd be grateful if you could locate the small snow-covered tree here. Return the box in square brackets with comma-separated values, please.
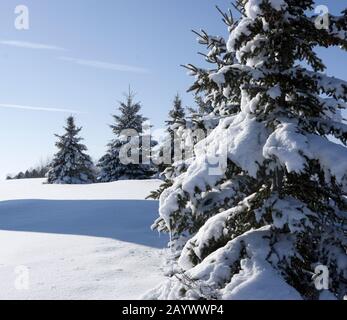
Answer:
[149, 94, 188, 198]
[47, 116, 95, 184]
[167, 94, 186, 127]
[156, 94, 187, 170]
[98, 90, 157, 181]
[149, 93, 220, 200]
[150, 1, 347, 300]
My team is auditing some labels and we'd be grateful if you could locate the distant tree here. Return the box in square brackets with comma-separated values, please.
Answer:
[154, 94, 187, 172]
[166, 94, 186, 127]
[98, 89, 157, 182]
[31, 169, 39, 178]
[6, 165, 49, 180]
[17, 172, 25, 179]
[47, 116, 95, 184]
[149, 92, 219, 200]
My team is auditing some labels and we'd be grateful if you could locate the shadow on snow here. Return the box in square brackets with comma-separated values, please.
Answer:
[0, 199, 167, 249]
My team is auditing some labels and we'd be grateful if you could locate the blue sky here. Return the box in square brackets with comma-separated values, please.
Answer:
[0, 0, 345, 179]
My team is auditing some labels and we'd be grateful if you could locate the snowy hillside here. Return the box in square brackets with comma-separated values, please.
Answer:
[0, 178, 168, 300]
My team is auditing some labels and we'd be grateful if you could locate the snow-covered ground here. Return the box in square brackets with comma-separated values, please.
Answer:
[0, 178, 168, 300]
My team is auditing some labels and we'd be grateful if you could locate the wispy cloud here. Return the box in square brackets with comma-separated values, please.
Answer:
[59, 56, 150, 74]
[0, 104, 83, 114]
[0, 40, 66, 51]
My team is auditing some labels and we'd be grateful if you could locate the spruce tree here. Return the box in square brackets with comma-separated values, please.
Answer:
[166, 94, 186, 127]
[98, 90, 157, 182]
[161, 94, 187, 168]
[149, 93, 218, 200]
[149, 94, 187, 199]
[150, 1, 347, 300]
[47, 116, 95, 184]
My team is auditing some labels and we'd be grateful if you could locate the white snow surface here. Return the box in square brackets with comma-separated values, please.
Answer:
[0, 178, 168, 300]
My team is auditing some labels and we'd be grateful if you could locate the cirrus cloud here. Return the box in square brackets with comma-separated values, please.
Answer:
[0, 103, 84, 114]
[0, 40, 66, 51]
[59, 56, 150, 74]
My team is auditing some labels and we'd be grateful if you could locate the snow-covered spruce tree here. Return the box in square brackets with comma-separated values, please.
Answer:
[150, 8, 243, 246]
[148, 94, 187, 199]
[150, 93, 221, 200]
[167, 94, 186, 127]
[47, 116, 95, 184]
[149, 1, 347, 300]
[98, 90, 157, 182]
[155, 94, 187, 171]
